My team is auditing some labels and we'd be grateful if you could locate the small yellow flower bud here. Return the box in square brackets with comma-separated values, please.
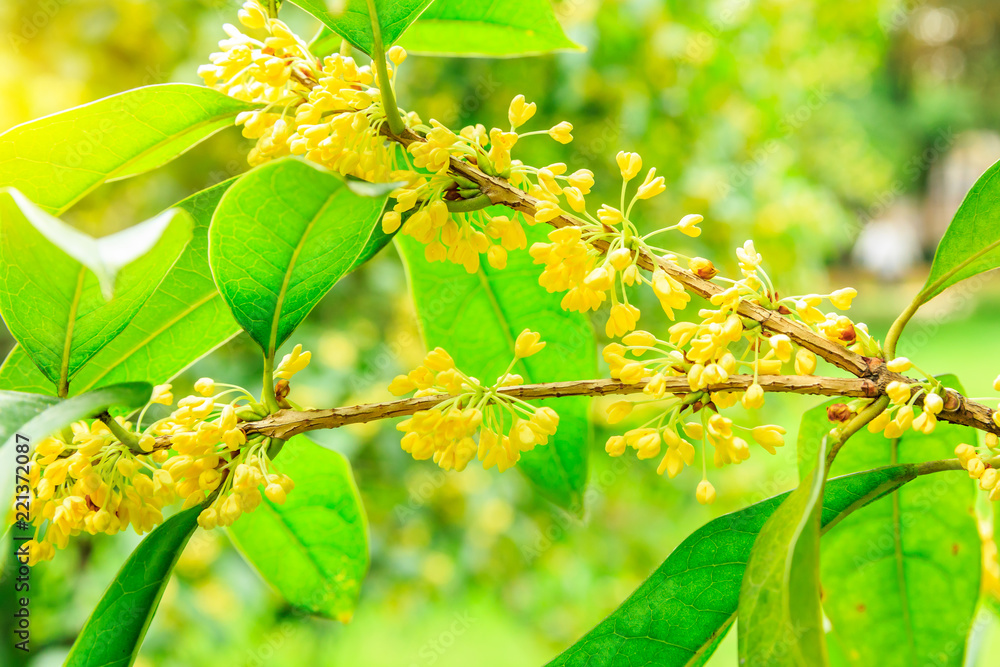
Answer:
[955, 443, 977, 463]
[886, 381, 911, 405]
[563, 186, 586, 212]
[151, 383, 174, 406]
[605, 435, 627, 457]
[194, 377, 215, 397]
[532, 407, 559, 434]
[508, 94, 537, 128]
[751, 425, 786, 454]
[622, 330, 656, 349]
[548, 121, 573, 144]
[682, 422, 704, 440]
[677, 214, 703, 238]
[696, 479, 717, 505]
[923, 392, 944, 415]
[387, 45, 407, 65]
[967, 457, 986, 479]
[423, 347, 455, 371]
[742, 383, 765, 409]
[886, 357, 912, 373]
[636, 168, 666, 199]
[795, 348, 817, 375]
[275, 344, 311, 379]
[514, 329, 546, 358]
[198, 508, 218, 531]
[980, 468, 998, 491]
[382, 210, 402, 234]
[138, 434, 155, 453]
[265, 483, 287, 504]
[829, 288, 857, 310]
[657, 449, 684, 478]
[609, 248, 632, 271]
[616, 151, 642, 181]
[994, 374, 1000, 392]
[606, 401, 634, 424]
[619, 361, 647, 384]
[688, 257, 717, 279]
[597, 205, 623, 226]
[567, 169, 594, 193]
[769, 334, 793, 362]
[487, 244, 508, 270]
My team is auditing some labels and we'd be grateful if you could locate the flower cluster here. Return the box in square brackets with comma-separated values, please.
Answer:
[387, 330, 559, 473]
[857, 357, 953, 439]
[199, 4, 881, 505]
[202, 1, 576, 276]
[200, 0, 410, 180]
[383, 97, 579, 274]
[955, 440, 1000, 500]
[601, 327, 789, 504]
[18, 344, 313, 565]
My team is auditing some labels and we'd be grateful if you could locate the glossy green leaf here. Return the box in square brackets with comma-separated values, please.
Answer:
[738, 433, 830, 667]
[292, 0, 434, 56]
[816, 376, 980, 666]
[397, 220, 596, 510]
[0, 181, 241, 396]
[0, 84, 255, 215]
[227, 435, 369, 619]
[0, 189, 192, 392]
[65, 504, 201, 667]
[209, 158, 388, 357]
[546, 466, 917, 667]
[0, 391, 60, 446]
[918, 159, 1000, 303]
[399, 0, 582, 57]
[0, 180, 246, 396]
[0, 382, 151, 529]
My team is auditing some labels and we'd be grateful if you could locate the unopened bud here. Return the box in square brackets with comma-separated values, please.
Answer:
[827, 404, 854, 422]
[689, 257, 717, 280]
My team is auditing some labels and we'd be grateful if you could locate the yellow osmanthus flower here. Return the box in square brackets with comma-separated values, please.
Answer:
[865, 381, 948, 439]
[275, 343, 312, 379]
[17, 343, 323, 564]
[599, 328, 787, 503]
[955, 443, 1000, 501]
[388, 332, 559, 473]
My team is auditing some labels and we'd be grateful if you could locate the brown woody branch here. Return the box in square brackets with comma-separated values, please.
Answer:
[379, 126, 1000, 439]
[149, 374, 876, 449]
[244, 374, 877, 441]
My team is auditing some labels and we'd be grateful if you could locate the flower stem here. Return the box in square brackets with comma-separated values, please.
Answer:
[365, 0, 404, 136]
[262, 354, 281, 414]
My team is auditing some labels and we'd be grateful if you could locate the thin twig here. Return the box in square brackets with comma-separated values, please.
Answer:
[152, 374, 876, 449]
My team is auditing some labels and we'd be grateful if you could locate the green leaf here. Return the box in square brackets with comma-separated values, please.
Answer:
[0, 84, 255, 215]
[918, 158, 1000, 303]
[0, 390, 61, 524]
[0, 382, 151, 528]
[738, 432, 830, 667]
[0, 391, 60, 446]
[817, 376, 980, 666]
[64, 504, 201, 667]
[397, 220, 596, 511]
[399, 0, 583, 58]
[0, 181, 242, 396]
[209, 158, 388, 356]
[227, 435, 369, 619]
[292, 0, 434, 56]
[546, 466, 917, 667]
[0, 190, 192, 392]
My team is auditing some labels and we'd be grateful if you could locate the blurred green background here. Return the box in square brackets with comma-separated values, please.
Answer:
[4, 0, 1000, 664]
